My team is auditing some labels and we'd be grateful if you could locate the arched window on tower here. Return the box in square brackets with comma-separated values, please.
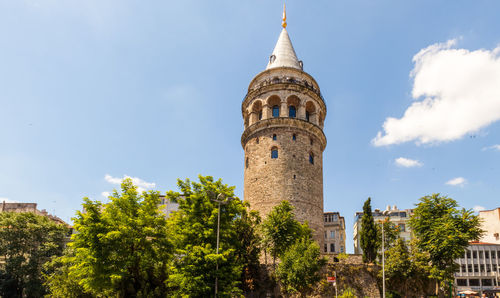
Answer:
[309, 152, 314, 164]
[258, 111, 262, 120]
[272, 105, 280, 118]
[306, 111, 310, 122]
[289, 106, 296, 118]
[271, 147, 278, 159]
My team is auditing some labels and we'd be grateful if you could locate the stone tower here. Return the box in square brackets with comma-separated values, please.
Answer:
[241, 11, 327, 244]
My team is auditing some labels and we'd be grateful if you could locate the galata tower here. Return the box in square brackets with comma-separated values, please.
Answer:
[241, 7, 327, 244]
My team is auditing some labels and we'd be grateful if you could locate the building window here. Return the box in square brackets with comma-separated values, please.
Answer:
[330, 231, 335, 238]
[469, 279, 479, 286]
[482, 279, 493, 286]
[309, 153, 314, 164]
[272, 134, 277, 140]
[398, 224, 405, 232]
[340, 246, 344, 253]
[473, 251, 477, 258]
[256, 138, 259, 144]
[466, 250, 471, 258]
[246, 158, 249, 169]
[310, 138, 313, 145]
[486, 251, 490, 259]
[330, 243, 335, 253]
[324, 243, 327, 253]
[272, 105, 280, 117]
[306, 111, 310, 122]
[461, 264, 466, 273]
[456, 279, 467, 286]
[292, 134, 296, 141]
[258, 111, 262, 120]
[324, 231, 327, 238]
[271, 148, 278, 159]
[289, 106, 296, 118]
[479, 251, 483, 258]
[333, 214, 338, 221]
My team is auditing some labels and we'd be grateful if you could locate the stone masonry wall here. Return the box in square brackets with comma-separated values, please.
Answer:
[244, 125, 324, 243]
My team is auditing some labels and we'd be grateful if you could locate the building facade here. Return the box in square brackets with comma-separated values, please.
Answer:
[158, 195, 179, 218]
[454, 242, 500, 296]
[353, 205, 413, 254]
[479, 208, 500, 244]
[1, 201, 68, 225]
[241, 13, 327, 244]
[324, 212, 346, 254]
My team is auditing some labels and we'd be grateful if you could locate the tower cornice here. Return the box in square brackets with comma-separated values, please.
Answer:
[247, 67, 321, 93]
[241, 117, 327, 151]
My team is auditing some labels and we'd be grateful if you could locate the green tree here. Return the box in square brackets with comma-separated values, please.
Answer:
[383, 238, 411, 295]
[166, 175, 250, 297]
[233, 209, 262, 291]
[261, 200, 308, 266]
[275, 237, 326, 297]
[45, 178, 173, 297]
[43, 249, 91, 298]
[360, 197, 379, 263]
[0, 211, 68, 298]
[383, 238, 433, 296]
[376, 218, 400, 262]
[409, 194, 483, 295]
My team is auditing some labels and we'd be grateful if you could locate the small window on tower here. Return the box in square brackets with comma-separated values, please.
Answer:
[246, 157, 249, 169]
[258, 111, 262, 120]
[272, 105, 280, 118]
[306, 111, 310, 122]
[292, 134, 296, 141]
[289, 106, 296, 118]
[256, 138, 259, 144]
[271, 148, 278, 159]
[272, 134, 277, 141]
[310, 138, 313, 145]
[309, 153, 314, 164]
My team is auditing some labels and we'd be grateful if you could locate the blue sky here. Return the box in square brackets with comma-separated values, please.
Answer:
[1, 1, 500, 252]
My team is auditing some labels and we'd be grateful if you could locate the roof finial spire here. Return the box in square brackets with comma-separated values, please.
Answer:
[282, 3, 287, 28]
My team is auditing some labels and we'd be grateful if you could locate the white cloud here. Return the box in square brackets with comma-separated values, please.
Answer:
[104, 174, 156, 193]
[473, 205, 486, 213]
[482, 144, 500, 151]
[395, 157, 423, 168]
[0, 197, 18, 203]
[445, 177, 467, 187]
[101, 191, 110, 198]
[373, 40, 500, 146]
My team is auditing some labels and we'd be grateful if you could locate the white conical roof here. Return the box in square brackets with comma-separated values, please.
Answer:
[266, 28, 302, 70]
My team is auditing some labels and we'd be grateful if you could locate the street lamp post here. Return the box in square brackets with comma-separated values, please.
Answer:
[382, 220, 386, 298]
[211, 193, 233, 297]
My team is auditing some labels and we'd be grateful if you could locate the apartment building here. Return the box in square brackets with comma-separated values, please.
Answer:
[353, 205, 413, 254]
[455, 242, 500, 296]
[324, 212, 346, 254]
